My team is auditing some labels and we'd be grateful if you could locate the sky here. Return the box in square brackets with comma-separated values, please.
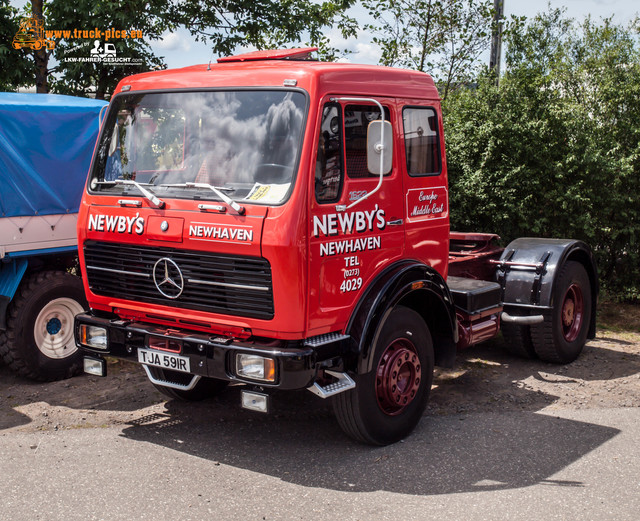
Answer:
[9, 0, 640, 69]
[153, 0, 640, 68]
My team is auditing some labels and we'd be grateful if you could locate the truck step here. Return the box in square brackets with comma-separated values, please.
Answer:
[142, 365, 202, 391]
[308, 370, 356, 399]
[447, 276, 502, 315]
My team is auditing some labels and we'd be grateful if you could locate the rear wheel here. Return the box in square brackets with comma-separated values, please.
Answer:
[0, 271, 87, 381]
[531, 261, 592, 363]
[501, 317, 536, 359]
[333, 306, 434, 445]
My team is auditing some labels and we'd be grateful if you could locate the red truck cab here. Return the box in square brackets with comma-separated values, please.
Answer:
[75, 49, 597, 445]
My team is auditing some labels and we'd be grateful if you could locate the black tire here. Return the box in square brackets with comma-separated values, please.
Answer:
[149, 367, 229, 401]
[501, 319, 537, 359]
[333, 306, 434, 445]
[0, 271, 87, 381]
[0, 331, 6, 366]
[531, 261, 592, 363]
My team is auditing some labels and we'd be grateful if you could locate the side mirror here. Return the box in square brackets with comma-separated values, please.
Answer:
[367, 120, 393, 176]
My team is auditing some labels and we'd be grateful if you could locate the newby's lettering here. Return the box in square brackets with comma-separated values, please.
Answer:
[313, 205, 386, 237]
[88, 212, 144, 234]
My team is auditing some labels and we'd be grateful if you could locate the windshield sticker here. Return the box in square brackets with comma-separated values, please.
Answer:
[188, 222, 253, 243]
[244, 183, 290, 204]
[344, 113, 363, 128]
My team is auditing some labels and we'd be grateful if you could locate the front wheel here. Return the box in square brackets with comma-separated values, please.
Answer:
[531, 261, 592, 363]
[0, 271, 87, 381]
[333, 306, 434, 445]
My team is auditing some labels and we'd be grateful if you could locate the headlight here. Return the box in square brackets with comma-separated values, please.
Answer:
[235, 354, 276, 383]
[79, 325, 108, 350]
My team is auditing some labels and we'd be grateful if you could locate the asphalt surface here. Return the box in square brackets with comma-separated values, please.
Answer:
[1, 400, 638, 520]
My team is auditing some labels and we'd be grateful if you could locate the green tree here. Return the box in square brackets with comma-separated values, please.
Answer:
[171, 0, 357, 58]
[443, 8, 640, 300]
[45, 0, 168, 99]
[12, 0, 356, 99]
[363, 0, 518, 98]
[0, 0, 35, 91]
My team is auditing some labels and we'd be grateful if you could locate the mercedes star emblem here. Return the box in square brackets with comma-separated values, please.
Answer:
[152, 257, 184, 299]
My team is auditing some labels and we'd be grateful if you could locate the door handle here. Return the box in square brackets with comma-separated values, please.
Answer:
[388, 219, 403, 226]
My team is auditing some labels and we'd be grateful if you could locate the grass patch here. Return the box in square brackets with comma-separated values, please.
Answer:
[597, 300, 640, 333]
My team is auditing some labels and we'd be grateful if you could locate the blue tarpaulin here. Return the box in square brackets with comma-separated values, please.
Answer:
[0, 92, 107, 217]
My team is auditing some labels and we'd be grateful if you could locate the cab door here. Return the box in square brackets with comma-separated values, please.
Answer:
[400, 102, 450, 278]
[307, 96, 405, 334]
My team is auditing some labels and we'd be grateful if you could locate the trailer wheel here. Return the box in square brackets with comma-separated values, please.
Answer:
[333, 306, 434, 445]
[0, 271, 87, 381]
[531, 261, 592, 363]
[149, 369, 229, 401]
[501, 320, 536, 359]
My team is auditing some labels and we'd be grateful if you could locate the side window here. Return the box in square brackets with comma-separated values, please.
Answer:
[315, 104, 343, 203]
[345, 105, 392, 178]
[403, 107, 441, 176]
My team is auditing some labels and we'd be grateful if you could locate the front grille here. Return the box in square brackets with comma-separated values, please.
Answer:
[84, 241, 274, 320]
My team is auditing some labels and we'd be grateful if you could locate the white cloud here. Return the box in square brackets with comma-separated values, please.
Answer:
[326, 27, 381, 65]
[156, 30, 192, 52]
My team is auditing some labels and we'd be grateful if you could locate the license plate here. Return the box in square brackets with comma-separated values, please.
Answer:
[138, 348, 191, 373]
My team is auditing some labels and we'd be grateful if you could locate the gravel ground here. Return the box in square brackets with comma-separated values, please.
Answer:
[1, 308, 638, 437]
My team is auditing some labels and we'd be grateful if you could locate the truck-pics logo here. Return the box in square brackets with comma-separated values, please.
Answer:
[13, 17, 144, 52]
[12, 17, 55, 50]
[88, 213, 145, 235]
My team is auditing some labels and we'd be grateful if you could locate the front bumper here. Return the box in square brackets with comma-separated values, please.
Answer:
[74, 312, 344, 390]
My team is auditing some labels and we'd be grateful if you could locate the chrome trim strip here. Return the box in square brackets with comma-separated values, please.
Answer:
[86, 265, 151, 278]
[187, 278, 269, 292]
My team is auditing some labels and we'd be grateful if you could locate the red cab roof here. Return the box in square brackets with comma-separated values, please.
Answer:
[114, 49, 440, 100]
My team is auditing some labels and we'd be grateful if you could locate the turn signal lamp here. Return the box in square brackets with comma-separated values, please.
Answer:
[79, 325, 108, 350]
[236, 354, 276, 383]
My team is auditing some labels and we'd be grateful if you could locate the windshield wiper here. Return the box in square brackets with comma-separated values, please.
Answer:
[161, 182, 245, 215]
[96, 179, 165, 209]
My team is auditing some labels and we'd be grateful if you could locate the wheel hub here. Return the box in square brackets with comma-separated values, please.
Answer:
[376, 338, 421, 416]
[46, 317, 62, 335]
[561, 284, 584, 342]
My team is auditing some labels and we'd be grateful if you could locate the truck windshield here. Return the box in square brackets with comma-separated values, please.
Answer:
[89, 90, 306, 205]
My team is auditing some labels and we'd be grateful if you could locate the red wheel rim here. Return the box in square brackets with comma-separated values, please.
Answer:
[376, 338, 421, 416]
[561, 283, 584, 342]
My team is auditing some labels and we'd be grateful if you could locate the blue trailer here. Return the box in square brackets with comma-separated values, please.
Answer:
[0, 93, 106, 380]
